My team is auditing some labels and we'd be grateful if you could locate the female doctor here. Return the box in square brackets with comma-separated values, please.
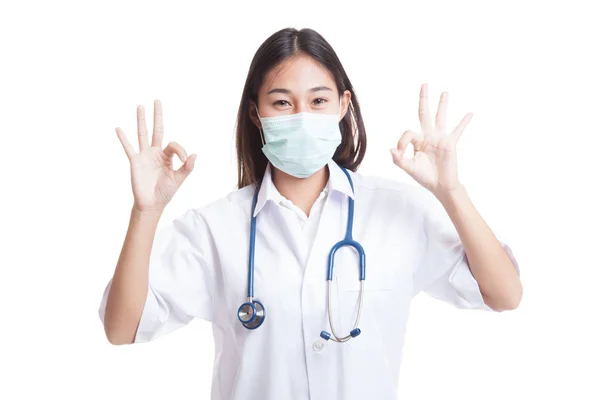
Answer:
[99, 27, 522, 400]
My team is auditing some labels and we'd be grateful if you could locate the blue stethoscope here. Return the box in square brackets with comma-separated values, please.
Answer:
[237, 166, 365, 343]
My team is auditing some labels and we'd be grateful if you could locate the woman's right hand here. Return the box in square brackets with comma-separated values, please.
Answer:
[116, 99, 196, 213]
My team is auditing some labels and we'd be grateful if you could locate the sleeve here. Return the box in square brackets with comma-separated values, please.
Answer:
[411, 188, 520, 311]
[98, 208, 217, 343]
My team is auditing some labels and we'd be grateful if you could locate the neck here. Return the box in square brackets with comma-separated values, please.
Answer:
[272, 165, 330, 217]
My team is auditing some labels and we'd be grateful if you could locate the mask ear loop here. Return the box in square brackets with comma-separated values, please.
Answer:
[254, 103, 266, 146]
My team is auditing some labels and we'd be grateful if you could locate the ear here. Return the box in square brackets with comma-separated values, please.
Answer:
[249, 101, 261, 129]
[340, 90, 351, 121]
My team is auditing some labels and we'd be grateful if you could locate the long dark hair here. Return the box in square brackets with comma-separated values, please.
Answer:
[235, 27, 367, 188]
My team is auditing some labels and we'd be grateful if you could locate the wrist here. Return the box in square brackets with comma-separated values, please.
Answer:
[131, 204, 164, 222]
[433, 182, 467, 208]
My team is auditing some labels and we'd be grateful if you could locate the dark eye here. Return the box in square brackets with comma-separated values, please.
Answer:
[273, 100, 290, 106]
[313, 98, 328, 105]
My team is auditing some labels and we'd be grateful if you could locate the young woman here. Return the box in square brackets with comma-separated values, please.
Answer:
[99, 27, 522, 400]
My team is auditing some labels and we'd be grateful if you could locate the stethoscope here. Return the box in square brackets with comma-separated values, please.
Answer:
[237, 165, 365, 343]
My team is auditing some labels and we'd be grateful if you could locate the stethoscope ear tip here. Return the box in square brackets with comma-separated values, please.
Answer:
[320, 331, 331, 341]
[350, 328, 361, 338]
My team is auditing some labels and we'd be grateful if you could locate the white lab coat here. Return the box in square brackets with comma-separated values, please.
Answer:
[98, 159, 519, 400]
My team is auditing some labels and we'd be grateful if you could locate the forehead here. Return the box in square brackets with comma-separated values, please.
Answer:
[261, 55, 335, 94]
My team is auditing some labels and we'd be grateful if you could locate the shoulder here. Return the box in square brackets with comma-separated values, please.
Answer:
[164, 184, 254, 246]
[189, 183, 256, 224]
[351, 169, 433, 213]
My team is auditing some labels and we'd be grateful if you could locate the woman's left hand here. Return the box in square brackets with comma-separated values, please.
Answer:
[390, 83, 473, 198]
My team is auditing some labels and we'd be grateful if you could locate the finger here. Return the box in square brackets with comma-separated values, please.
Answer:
[398, 129, 426, 153]
[152, 99, 164, 147]
[435, 91, 448, 132]
[396, 130, 417, 154]
[163, 141, 188, 164]
[174, 153, 196, 186]
[116, 127, 136, 160]
[450, 112, 473, 142]
[419, 83, 433, 133]
[391, 130, 422, 174]
[137, 105, 149, 151]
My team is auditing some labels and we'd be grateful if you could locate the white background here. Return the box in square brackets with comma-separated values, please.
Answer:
[1, 0, 598, 399]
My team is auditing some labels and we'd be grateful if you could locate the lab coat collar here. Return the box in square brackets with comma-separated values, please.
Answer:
[252, 159, 355, 218]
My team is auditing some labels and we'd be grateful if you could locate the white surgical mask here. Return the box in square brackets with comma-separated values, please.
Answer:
[255, 98, 343, 178]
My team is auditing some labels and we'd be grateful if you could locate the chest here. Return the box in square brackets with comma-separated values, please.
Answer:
[212, 195, 420, 317]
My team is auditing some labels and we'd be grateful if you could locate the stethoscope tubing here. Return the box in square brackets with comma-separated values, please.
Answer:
[239, 165, 365, 343]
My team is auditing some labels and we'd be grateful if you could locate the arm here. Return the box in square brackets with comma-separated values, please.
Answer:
[435, 184, 522, 311]
[101, 99, 196, 344]
[391, 83, 521, 311]
[102, 207, 162, 345]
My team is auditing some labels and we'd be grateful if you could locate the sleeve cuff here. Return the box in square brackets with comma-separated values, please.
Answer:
[98, 278, 168, 344]
[448, 241, 520, 311]
[132, 285, 168, 343]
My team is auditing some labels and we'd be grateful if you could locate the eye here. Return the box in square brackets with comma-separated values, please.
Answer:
[313, 98, 328, 105]
[273, 100, 290, 107]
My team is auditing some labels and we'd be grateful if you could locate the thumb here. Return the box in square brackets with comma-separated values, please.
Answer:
[174, 153, 196, 185]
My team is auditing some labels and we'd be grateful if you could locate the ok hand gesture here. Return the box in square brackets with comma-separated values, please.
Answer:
[116, 100, 196, 213]
[390, 83, 473, 197]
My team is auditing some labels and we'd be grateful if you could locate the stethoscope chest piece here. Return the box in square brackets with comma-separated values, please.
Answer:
[237, 299, 266, 329]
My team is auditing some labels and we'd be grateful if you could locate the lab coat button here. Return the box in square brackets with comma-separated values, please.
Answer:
[312, 339, 326, 352]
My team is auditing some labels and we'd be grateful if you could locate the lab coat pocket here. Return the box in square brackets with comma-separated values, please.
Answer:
[335, 274, 397, 346]
[334, 276, 398, 398]
[334, 258, 411, 345]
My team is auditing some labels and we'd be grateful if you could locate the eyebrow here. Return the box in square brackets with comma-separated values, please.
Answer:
[266, 86, 333, 95]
